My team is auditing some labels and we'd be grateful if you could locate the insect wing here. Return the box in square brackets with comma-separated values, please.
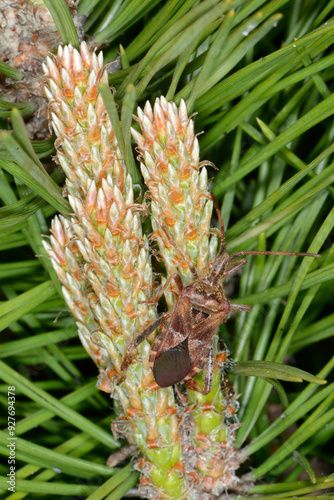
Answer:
[155, 296, 192, 357]
[152, 295, 193, 386]
[153, 338, 191, 387]
[187, 311, 225, 368]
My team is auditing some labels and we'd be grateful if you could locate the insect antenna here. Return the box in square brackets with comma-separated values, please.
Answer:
[210, 192, 320, 260]
[229, 250, 321, 261]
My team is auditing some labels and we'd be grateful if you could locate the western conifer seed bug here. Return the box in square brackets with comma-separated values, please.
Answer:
[121, 195, 320, 395]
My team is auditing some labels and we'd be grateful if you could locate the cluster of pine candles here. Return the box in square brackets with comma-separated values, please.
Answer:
[43, 42, 241, 500]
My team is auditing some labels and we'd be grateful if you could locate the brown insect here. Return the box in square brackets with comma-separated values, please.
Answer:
[121, 195, 320, 395]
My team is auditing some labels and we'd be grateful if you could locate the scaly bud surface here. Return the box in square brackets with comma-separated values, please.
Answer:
[132, 97, 218, 304]
[133, 97, 240, 495]
[43, 43, 197, 500]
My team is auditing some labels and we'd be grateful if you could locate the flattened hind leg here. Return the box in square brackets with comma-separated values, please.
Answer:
[121, 312, 170, 371]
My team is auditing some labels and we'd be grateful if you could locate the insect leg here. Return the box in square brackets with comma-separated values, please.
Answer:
[121, 312, 170, 371]
[229, 250, 320, 259]
[174, 384, 188, 404]
[183, 377, 208, 394]
[230, 302, 251, 312]
[141, 273, 183, 305]
[148, 331, 164, 367]
[202, 345, 214, 395]
[183, 344, 214, 395]
[224, 258, 247, 277]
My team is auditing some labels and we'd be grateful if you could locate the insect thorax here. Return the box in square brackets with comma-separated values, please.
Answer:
[183, 279, 228, 312]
